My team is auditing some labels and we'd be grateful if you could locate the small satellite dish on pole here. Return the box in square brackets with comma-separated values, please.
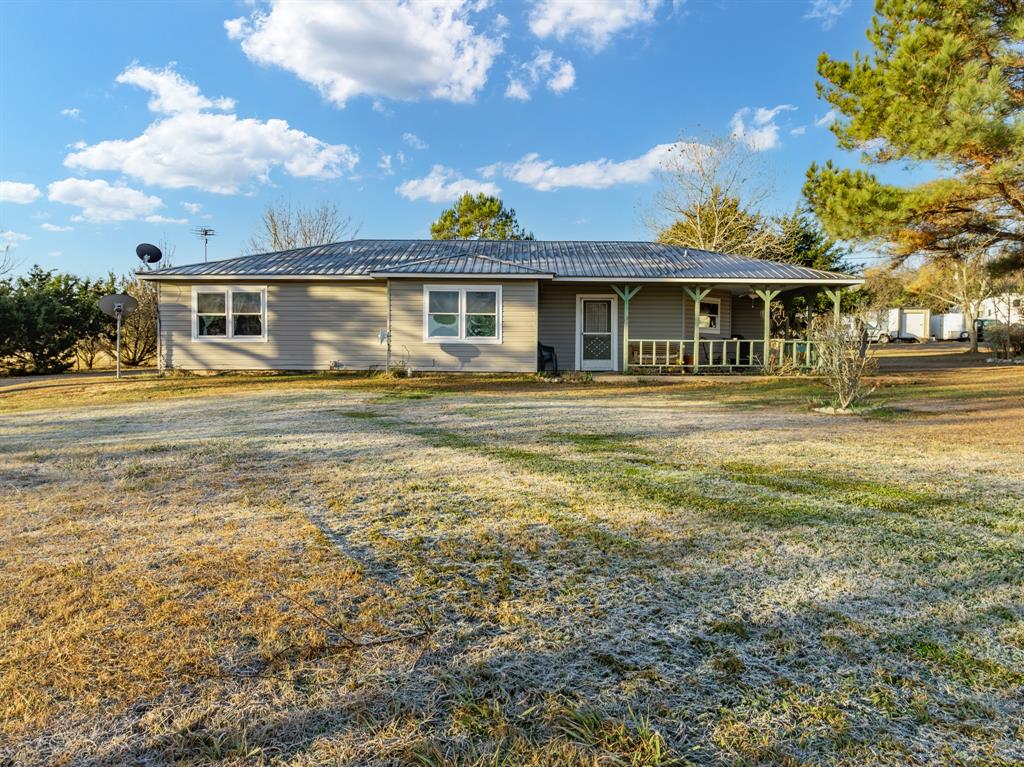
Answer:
[135, 243, 163, 268]
[99, 293, 139, 379]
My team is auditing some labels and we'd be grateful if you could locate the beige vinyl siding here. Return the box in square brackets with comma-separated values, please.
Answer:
[537, 282, 733, 370]
[158, 281, 387, 370]
[389, 279, 539, 372]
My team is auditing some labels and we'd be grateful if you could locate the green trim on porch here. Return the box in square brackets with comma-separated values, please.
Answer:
[611, 285, 642, 372]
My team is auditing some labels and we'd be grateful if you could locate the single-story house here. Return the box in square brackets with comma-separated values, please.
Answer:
[138, 239, 862, 373]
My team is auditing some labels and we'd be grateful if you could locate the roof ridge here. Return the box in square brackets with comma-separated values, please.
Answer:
[376, 250, 548, 274]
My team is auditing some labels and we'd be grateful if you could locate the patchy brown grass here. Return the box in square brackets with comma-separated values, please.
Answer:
[1, 365, 1023, 765]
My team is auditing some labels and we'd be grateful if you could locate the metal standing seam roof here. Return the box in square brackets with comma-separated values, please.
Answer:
[140, 239, 861, 283]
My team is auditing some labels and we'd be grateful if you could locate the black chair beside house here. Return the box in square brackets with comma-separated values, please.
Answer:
[538, 343, 559, 373]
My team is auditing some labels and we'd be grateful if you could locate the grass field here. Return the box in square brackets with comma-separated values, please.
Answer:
[2, 363, 1023, 766]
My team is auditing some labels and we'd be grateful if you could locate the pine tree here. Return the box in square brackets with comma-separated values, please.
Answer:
[430, 193, 533, 240]
[804, 0, 1024, 349]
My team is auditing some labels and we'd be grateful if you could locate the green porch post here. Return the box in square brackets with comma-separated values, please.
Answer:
[683, 286, 711, 373]
[612, 285, 642, 372]
[753, 288, 782, 369]
[823, 287, 843, 323]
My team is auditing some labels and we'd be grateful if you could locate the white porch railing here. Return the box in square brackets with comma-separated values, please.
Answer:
[628, 338, 821, 371]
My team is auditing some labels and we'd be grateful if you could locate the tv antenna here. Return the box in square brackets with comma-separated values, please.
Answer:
[135, 242, 163, 270]
[193, 227, 216, 262]
[99, 293, 139, 379]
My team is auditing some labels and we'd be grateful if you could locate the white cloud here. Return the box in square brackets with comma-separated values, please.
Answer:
[396, 164, 500, 203]
[49, 251, 63, 258]
[403, 132, 428, 150]
[226, 1, 501, 107]
[117, 63, 235, 114]
[47, 178, 166, 223]
[805, 0, 852, 31]
[60, 107, 81, 119]
[1, 230, 30, 247]
[529, 0, 662, 50]
[378, 152, 394, 175]
[64, 64, 358, 194]
[0, 181, 42, 204]
[815, 108, 838, 127]
[505, 79, 531, 101]
[40, 223, 74, 232]
[182, 201, 202, 214]
[505, 49, 575, 100]
[492, 143, 677, 191]
[790, 126, 807, 136]
[730, 104, 796, 151]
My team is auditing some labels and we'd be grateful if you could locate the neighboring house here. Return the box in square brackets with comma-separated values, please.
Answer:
[979, 293, 1024, 325]
[138, 239, 862, 373]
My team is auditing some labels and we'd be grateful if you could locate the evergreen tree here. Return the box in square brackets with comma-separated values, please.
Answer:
[769, 207, 853, 272]
[430, 193, 533, 240]
[804, 0, 1024, 348]
[2, 267, 94, 374]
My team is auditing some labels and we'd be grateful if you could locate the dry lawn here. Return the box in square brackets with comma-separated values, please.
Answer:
[1, 365, 1023, 766]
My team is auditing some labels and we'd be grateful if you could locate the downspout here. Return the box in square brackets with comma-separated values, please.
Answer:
[156, 281, 163, 373]
[386, 278, 392, 372]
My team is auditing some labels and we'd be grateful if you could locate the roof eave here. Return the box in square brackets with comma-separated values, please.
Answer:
[549, 276, 864, 286]
[137, 272, 376, 282]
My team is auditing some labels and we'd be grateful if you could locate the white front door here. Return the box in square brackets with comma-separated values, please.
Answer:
[576, 295, 617, 371]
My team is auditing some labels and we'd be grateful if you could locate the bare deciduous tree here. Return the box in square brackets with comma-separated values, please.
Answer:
[812, 316, 877, 412]
[0, 244, 16, 276]
[248, 200, 360, 254]
[906, 247, 1009, 353]
[648, 134, 778, 258]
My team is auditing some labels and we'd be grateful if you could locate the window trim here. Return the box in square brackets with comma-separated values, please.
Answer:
[698, 296, 722, 336]
[422, 284, 503, 344]
[191, 286, 268, 343]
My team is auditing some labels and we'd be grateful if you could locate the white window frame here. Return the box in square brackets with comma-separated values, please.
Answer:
[698, 297, 722, 336]
[422, 284, 503, 344]
[191, 286, 268, 343]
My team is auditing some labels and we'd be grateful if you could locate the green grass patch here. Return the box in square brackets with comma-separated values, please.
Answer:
[720, 460, 945, 514]
[546, 431, 641, 453]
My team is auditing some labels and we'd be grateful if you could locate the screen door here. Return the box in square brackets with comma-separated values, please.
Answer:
[580, 298, 614, 370]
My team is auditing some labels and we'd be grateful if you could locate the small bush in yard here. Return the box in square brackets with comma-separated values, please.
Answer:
[812, 316, 877, 411]
[986, 323, 1024, 359]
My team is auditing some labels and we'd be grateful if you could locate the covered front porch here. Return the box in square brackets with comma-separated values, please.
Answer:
[536, 280, 853, 373]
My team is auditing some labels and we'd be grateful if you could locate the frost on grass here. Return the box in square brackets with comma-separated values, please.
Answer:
[1, 371, 1023, 766]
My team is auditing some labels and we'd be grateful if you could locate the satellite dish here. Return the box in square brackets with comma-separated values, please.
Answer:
[100, 294, 139, 380]
[136, 243, 163, 265]
[99, 293, 139, 318]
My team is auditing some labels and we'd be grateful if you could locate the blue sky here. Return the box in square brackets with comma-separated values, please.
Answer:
[0, 0, 881, 278]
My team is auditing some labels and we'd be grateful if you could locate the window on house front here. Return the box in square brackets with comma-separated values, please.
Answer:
[196, 292, 227, 337]
[231, 291, 264, 337]
[699, 299, 721, 333]
[424, 286, 501, 342]
[193, 288, 266, 341]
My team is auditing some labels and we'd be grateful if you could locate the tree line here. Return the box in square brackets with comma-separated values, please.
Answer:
[0, 268, 157, 374]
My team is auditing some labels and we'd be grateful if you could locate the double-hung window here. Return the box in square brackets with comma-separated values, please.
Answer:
[424, 285, 501, 342]
[699, 298, 721, 334]
[193, 287, 267, 341]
